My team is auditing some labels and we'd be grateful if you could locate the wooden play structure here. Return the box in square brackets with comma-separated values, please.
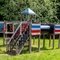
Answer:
[0, 8, 60, 54]
[0, 21, 20, 45]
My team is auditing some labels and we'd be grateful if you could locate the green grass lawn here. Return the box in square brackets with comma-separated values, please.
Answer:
[0, 37, 60, 60]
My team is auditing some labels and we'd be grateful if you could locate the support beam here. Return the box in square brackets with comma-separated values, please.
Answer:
[3, 21, 5, 45]
[29, 22, 31, 53]
[49, 35, 51, 47]
[16, 43, 18, 54]
[43, 34, 45, 48]
[6, 41, 10, 52]
[33, 37, 35, 45]
[13, 24, 14, 32]
[52, 34, 55, 49]
[58, 34, 60, 48]
[38, 35, 40, 51]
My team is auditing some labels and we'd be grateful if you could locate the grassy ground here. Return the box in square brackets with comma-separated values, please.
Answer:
[0, 37, 60, 60]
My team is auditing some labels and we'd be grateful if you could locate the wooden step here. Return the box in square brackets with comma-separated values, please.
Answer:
[5, 38, 10, 40]
[5, 32, 14, 34]
[5, 38, 11, 42]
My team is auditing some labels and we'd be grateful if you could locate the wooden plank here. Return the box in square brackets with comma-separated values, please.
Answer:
[6, 21, 20, 24]
[3, 21, 5, 45]
[38, 35, 40, 51]
[16, 43, 18, 54]
[34, 15, 36, 22]
[43, 34, 45, 48]
[0, 32, 3, 33]
[49, 35, 51, 47]
[29, 22, 31, 53]
[5, 38, 10, 40]
[0, 21, 4, 23]
[6, 41, 9, 52]
[5, 32, 14, 34]
[7, 23, 21, 44]
[13, 24, 14, 32]
[52, 34, 55, 49]
[58, 34, 60, 48]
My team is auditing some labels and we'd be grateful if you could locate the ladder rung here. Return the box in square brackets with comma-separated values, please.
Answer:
[5, 32, 14, 34]
[5, 38, 10, 41]
[0, 32, 3, 33]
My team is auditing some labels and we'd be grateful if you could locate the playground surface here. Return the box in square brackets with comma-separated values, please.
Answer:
[0, 37, 60, 60]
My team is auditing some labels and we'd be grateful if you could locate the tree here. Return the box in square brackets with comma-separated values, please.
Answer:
[0, 0, 60, 24]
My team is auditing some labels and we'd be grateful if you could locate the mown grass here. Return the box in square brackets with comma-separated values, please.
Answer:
[0, 37, 60, 60]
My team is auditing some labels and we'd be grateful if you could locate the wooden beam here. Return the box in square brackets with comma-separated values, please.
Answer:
[3, 21, 5, 45]
[33, 37, 35, 45]
[52, 34, 55, 49]
[58, 34, 60, 48]
[13, 23, 14, 32]
[29, 22, 31, 53]
[38, 35, 40, 51]
[43, 34, 45, 48]
[49, 35, 51, 47]
[5, 32, 14, 34]
[6, 41, 9, 52]
[27, 15, 30, 21]
[0, 21, 4, 23]
[6, 21, 20, 24]
[16, 43, 18, 54]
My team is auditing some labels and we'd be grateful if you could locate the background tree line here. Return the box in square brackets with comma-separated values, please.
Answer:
[0, 0, 60, 23]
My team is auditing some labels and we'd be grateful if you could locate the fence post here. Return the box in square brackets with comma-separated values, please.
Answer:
[38, 35, 40, 51]
[3, 21, 5, 45]
[58, 34, 60, 48]
[52, 34, 55, 49]
[29, 22, 31, 53]
[49, 34, 51, 47]
[33, 37, 35, 45]
[43, 34, 45, 48]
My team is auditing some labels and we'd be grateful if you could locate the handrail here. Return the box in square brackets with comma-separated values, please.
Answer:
[21, 22, 28, 37]
[16, 22, 29, 44]
[7, 22, 22, 44]
[7, 21, 28, 44]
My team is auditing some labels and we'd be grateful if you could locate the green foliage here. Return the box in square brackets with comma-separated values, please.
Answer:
[0, 0, 60, 23]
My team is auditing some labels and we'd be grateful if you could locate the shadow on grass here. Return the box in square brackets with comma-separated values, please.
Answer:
[0, 45, 16, 56]
[0, 47, 53, 55]
[0, 50, 6, 54]
[21, 47, 53, 54]
[56, 47, 60, 49]
[32, 47, 53, 52]
[0, 45, 6, 54]
[40, 47, 53, 50]
[21, 48, 29, 54]
[7, 50, 17, 56]
[0, 52, 6, 54]
[0, 44, 53, 55]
